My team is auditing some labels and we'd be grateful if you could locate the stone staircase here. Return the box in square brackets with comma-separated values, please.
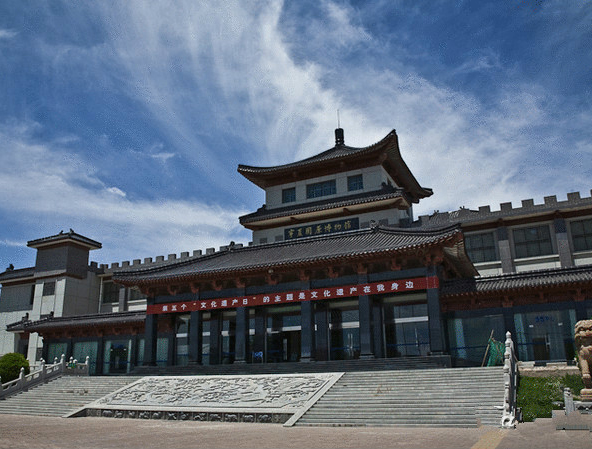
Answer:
[0, 375, 141, 417]
[132, 356, 450, 376]
[294, 367, 504, 427]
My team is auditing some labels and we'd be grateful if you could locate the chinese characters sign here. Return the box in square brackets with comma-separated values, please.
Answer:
[284, 218, 359, 241]
[147, 276, 439, 315]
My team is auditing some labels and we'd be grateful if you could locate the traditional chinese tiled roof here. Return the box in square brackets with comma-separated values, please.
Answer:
[239, 184, 409, 227]
[237, 129, 432, 203]
[8, 311, 145, 333]
[113, 224, 477, 286]
[27, 230, 102, 250]
[0, 266, 35, 283]
[441, 264, 592, 297]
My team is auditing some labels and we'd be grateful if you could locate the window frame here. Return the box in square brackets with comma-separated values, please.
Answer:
[464, 232, 497, 263]
[306, 179, 336, 199]
[282, 187, 296, 204]
[570, 218, 592, 252]
[42, 281, 55, 297]
[512, 225, 554, 259]
[347, 174, 364, 192]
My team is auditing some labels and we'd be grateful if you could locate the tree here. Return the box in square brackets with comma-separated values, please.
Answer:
[0, 353, 30, 383]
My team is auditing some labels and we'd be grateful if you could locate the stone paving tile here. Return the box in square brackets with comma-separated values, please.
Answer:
[0, 414, 590, 449]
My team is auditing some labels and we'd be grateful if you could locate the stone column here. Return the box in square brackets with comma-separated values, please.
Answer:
[209, 311, 222, 365]
[426, 266, 445, 354]
[189, 311, 203, 365]
[118, 286, 129, 312]
[496, 226, 515, 274]
[96, 336, 105, 374]
[357, 271, 374, 359]
[358, 294, 374, 358]
[143, 312, 158, 366]
[315, 302, 329, 361]
[300, 300, 316, 362]
[234, 306, 249, 364]
[554, 217, 573, 268]
[253, 307, 266, 363]
[372, 300, 384, 359]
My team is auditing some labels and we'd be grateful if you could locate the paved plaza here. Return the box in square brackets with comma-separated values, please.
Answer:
[0, 414, 591, 449]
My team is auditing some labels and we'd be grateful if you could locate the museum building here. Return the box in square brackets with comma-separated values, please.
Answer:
[1, 128, 592, 375]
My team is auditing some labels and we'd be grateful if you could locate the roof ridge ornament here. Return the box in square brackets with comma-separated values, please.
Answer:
[335, 127, 344, 146]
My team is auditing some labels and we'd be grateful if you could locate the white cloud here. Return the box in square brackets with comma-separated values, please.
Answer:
[0, 29, 17, 40]
[0, 121, 250, 264]
[0, 239, 25, 248]
[106, 186, 126, 197]
[86, 0, 590, 218]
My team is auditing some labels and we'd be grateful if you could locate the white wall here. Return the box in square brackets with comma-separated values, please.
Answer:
[264, 166, 397, 210]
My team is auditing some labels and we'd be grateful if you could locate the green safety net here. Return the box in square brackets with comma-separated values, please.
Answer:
[486, 338, 506, 366]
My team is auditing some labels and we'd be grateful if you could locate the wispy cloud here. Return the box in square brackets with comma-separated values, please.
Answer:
[0, 121, 250, 264]
[0, 239, 25, 248]
[0, 28, 17, 40]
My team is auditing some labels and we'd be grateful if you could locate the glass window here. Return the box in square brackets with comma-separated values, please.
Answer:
[30, 285, 35, 305]
[103, 338, 132, 374]
[73, 341, 99, 375]
[465, 233, 497, 263]
[513, 225, 553, 258]
[102, 281, 120, 303]
[42, 281, 55, 296]
[347, 174, 363, 192]
[306, 180, 336, 199]
[514, 309, 577, 362]
[446, 315, 505, 365]
[571, 218, 592, 252]
[47, 342, 68, 364]
[282, 187, 296, 203]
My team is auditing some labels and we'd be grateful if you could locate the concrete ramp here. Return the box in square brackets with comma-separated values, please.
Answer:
[70, 373, 343, 424]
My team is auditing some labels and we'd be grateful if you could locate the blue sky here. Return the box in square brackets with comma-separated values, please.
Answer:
[0, 0, 591, 272]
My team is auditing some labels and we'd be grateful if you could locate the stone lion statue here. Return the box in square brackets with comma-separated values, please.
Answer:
[575, 319, 592, 401]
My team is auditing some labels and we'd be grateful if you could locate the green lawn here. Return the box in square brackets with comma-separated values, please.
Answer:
[517, 374, 584, 422]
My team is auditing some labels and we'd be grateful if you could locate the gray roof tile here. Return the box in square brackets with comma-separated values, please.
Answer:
[114, 225, 472, 285]
[441, 265, 592, 296]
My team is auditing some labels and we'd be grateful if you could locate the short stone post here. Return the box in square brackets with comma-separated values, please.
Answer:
[575, 320, 592, 401]
[40, 359, 46, 383]
[60, 354, 66, 373]
[17, 367, 25, 391]
[85, 356, 90, 376]
[564, 388, 575, 415]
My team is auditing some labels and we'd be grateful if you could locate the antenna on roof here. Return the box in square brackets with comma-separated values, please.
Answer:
[335, 109, 344, 146]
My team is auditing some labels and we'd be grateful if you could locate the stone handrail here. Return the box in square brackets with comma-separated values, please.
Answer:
[501, 331, 518, 428]
[0, 354, 89, 400]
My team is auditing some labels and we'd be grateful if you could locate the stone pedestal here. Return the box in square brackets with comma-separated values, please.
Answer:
[575, 320, 592, 401]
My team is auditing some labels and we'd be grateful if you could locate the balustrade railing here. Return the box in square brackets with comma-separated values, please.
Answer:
[0, 354, 89, 400]
[501, 331, 518, 428]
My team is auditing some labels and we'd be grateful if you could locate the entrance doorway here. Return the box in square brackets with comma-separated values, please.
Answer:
[383, 295, 430, 357]
[265, 305, 301, 363]
[267, 329, 301, 362]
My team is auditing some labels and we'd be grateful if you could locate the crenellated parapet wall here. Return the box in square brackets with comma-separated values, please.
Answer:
[417, 190, 592, 228]
[94, 241, 252, 274]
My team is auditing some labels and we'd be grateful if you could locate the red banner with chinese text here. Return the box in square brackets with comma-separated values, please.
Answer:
[146, 276, 439, 315]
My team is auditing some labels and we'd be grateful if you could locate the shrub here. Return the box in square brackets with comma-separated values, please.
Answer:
[517, 374, 584, 422]
[0, 353, 30, 383]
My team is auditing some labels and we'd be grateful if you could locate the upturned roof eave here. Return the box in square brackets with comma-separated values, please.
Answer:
[237, 130, 432, 202]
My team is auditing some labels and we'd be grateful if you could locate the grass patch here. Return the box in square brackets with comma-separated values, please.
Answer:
[517, 374, 584, 422]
